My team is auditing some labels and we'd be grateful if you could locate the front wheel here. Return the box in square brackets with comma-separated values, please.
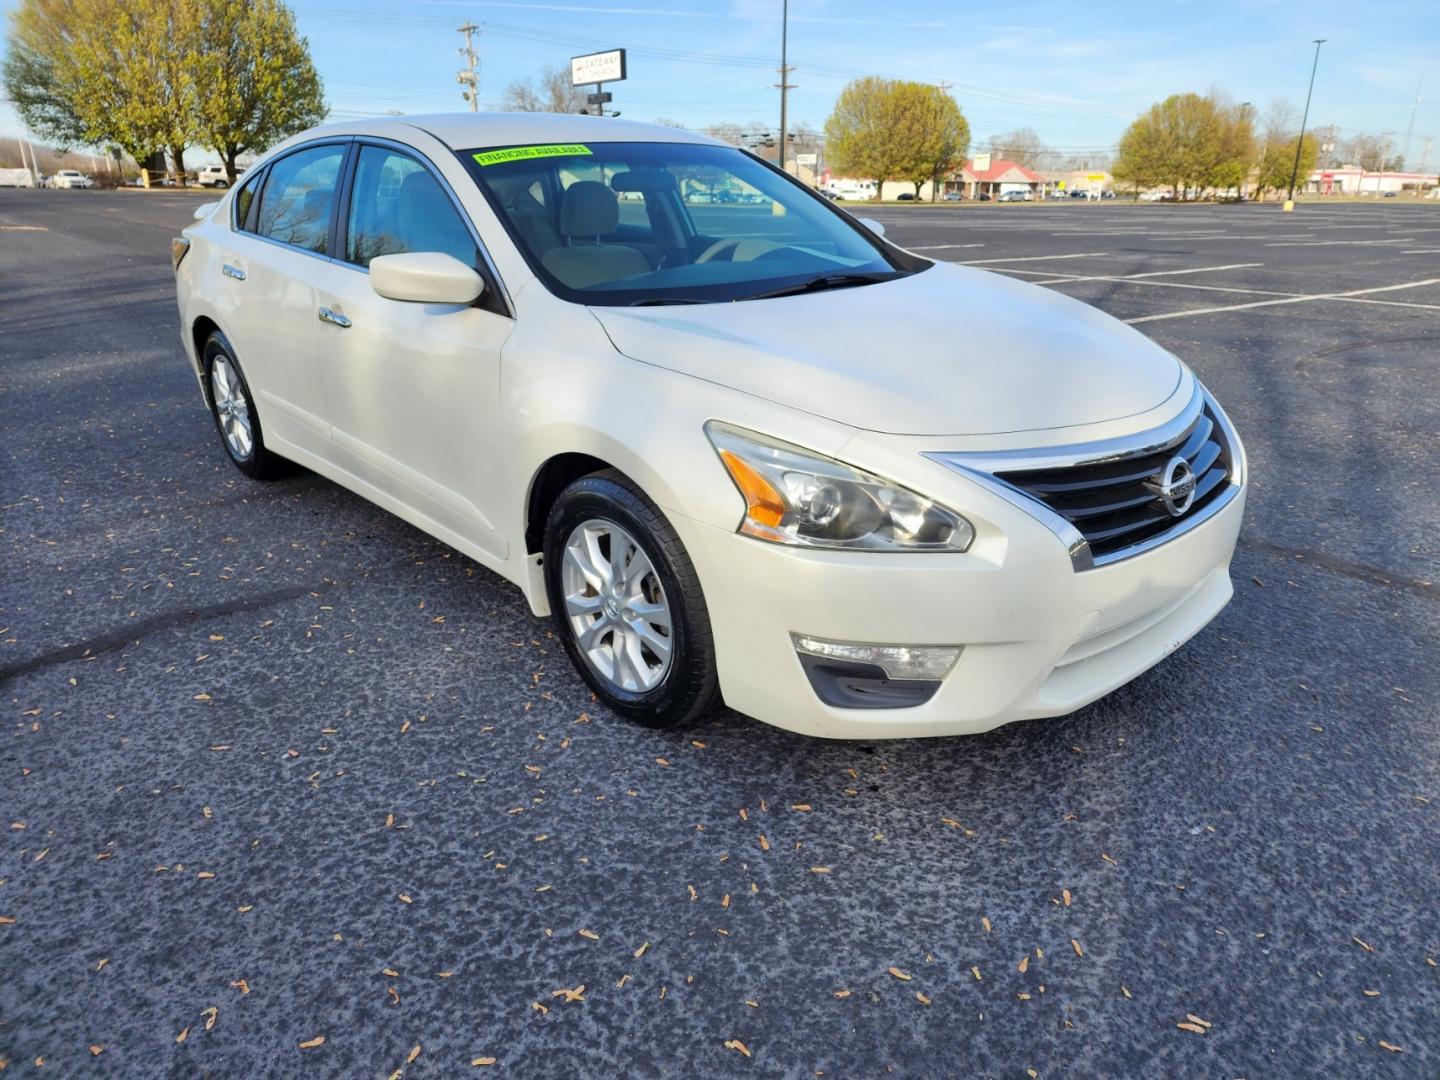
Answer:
[543, 470, 719, 729]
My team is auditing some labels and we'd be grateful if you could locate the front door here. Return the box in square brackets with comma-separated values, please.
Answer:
[310, 143, 512, 562]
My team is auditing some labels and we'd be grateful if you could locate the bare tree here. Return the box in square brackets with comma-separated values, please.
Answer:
[502, 65, 587, 114]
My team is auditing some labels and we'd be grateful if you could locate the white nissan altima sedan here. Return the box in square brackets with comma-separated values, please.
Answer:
[172, 113, 1246, 739]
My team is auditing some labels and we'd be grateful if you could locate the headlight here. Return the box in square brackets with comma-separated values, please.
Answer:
[706, 422, 974, 552]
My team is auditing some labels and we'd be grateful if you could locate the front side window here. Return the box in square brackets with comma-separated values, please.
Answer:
[255, 143, 345, 254]
[461, 141, 926, 305]
[344, 146, 478, 268]
[234, 170, 261, 229]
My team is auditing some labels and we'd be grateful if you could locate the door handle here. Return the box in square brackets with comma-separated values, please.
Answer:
[318, 306, 352, 329]
[221, 263, 246, 281]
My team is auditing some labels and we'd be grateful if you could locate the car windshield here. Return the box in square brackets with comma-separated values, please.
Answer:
[459, 140, 925, 305]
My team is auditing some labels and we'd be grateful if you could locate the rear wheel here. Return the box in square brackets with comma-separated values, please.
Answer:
[543, 470, 719, 729]
[203, 332, 281, 480]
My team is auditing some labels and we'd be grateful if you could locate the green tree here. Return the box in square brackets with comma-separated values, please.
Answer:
[1257, 133, 1318, 197]
[3, 0, 324, 184]
[1113, 93, 1228, 200]
[194, 0, 326, 182]
[1208, 100, 1256, 195]
[893, 83, 969, 200]
[825, 77, 967, 202]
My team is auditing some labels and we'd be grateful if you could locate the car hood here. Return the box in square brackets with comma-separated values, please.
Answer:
[589, 262, 1183, 437]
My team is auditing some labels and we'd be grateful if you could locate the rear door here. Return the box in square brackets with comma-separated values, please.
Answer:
[307, 140, 513, 561]
[215, 140, 350, 458]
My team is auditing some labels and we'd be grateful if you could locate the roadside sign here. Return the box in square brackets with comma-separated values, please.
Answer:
[796, 153, 818, 166]
[587, 91, 613, 105]
[571, 49, 626, 86]
[1086, 173, 1106, 182]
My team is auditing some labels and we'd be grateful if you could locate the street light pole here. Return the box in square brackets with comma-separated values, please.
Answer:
[776, 0, 795, 174]
[1286, 38, 1325, 207]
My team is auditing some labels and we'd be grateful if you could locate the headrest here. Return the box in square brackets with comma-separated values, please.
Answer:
[559, 180, 618, 237]
[397, 171, 452, 236]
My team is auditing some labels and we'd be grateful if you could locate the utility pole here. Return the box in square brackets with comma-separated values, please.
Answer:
[776, 0, 795, 173]
[1401, 75, 1422, 169]
[1285, 38, 1325, 209]
[456, 22, 480, 112]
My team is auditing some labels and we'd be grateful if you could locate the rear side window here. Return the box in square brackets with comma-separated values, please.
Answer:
[255, 144, 346, 254]
[233, 171, 261, 229]
[344, 146, 478, 268]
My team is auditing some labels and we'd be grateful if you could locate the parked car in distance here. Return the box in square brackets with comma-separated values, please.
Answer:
[198, 164, 244, 189]
[997, 190, 1029, 202]
[0, 167, 36, 188]
[46, 169, 94, 189]
[173, 114, 1246, 740]
[942, 191, 963, 201]
[896, 192, 916, 201]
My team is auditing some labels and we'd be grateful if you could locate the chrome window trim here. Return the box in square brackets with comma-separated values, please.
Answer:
[926, 384, 1244, 573]
[231, 136, 353, 250]
[337, 135, 515, 319]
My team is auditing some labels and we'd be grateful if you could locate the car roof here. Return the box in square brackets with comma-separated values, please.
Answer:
[277, 112, 722, 153]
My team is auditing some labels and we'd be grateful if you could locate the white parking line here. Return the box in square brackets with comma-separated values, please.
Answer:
[1125, 277, 1440, 324]
[1402, 249, 1440, 254]
[1265, 237, 1416, 247]
[908, 243, 985, 251]
[1036, 262, 1262, 284]
[959, 251, 1110, 265]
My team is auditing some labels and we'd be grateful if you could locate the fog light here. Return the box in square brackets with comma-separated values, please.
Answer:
[791, 634, 961, 681]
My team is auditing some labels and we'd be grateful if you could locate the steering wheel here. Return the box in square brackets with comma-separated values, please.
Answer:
[695, 237, 784, 264]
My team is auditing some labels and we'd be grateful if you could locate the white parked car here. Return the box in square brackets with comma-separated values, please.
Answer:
[198, 164, 243, 188]
[172, 115, 1246, 739]
[0, 167, 36, 188]
[47, 169, 94, 189]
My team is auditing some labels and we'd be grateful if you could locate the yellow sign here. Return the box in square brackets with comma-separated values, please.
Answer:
[473, 144, 592, 167]
[1087, 173, 1106, 182]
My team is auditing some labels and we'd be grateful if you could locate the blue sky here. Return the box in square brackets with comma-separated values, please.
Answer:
[3, 0, 1437, 166]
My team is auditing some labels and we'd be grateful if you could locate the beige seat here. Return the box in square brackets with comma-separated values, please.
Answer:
[542, 181, 651, 289]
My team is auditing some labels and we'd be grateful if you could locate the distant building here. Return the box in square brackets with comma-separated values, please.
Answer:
[1306, 166, 1437, 195]
[942, 156, 1043, 200]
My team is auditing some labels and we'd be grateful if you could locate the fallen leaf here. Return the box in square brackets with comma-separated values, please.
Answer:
[810, 866, 831, 874]
[724, 1039, 752, 1058]
[437, 970, 455, 978]
[578, 929, 600, 941]
[981, 916, 991, 933]
[655, 757, 670, 767]
[1363, 989, 1380, 997]
[758, 835, 770, 852]
[1101, 853, 1117, 865]
[176, 1027, 190, 1044]
[1177, 1022, 1206, 1034]
[1018, 956, 1029, 974]
[472, 1057, 497, 1066]
[687, 884, 698, 901]
[96, 958, 109, 971]
[833, 989, 851, 999]
[1071, 938, 1084, 957]
[299, 1035, 325, 1049]
[231, 979, 250, 994]
[971, 966, 982, 981]
[202, 1006, 218, 1031]
[1062, 889, 1072, 907]
[89, 1044, 105, 1056]
[531, 1001, 548, 1015]
[197, 871, 215, 880]
[1353, 936, 1375, 953]
[407, 1044, 421, 1064]
[916, 991, 932, 1006]
[551, 985, 586, 1003]
[1121, 985, 1133, 999]
[633, 941, 649, 958]
[397, 893, 413, 904]
[0, 915, 17, 925]
[888, 967, 912, 981]
[1186, 1014, 1211, 1029]
[791, 804, 812, 812]
[1379, 1041, 1404, 1053]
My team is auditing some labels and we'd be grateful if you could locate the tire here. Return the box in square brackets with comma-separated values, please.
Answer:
[202, 331, 282, 480]
[543, 469, 719, 729]
[215, 179, 228, 189]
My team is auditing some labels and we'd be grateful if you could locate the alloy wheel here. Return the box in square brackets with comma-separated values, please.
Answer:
[560, 518, 674, 693]
[210, 354, 254, 461]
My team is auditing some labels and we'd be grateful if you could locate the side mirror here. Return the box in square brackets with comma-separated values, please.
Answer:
[194, 201, 220, 220]
[856, 217, 886, 238]
[370, 252, 484, 305]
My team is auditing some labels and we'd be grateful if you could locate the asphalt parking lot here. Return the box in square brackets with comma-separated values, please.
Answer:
[2, 189, 1437, 1077]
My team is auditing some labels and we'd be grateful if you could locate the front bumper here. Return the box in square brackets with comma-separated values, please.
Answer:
[671, 479, 1244, 740]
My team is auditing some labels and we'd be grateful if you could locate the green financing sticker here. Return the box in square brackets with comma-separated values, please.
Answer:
[473, 144, 593, 167]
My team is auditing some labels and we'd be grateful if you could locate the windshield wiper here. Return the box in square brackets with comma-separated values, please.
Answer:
[733, 271, 896, 303]
[627, 297, 709, 306]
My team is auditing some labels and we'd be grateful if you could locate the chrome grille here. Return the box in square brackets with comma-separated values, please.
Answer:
[994, 399, 1234, 561]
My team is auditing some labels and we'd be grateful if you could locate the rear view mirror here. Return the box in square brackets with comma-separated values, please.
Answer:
[370, 252, 484, 305]
[856, 217, 886, 238]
